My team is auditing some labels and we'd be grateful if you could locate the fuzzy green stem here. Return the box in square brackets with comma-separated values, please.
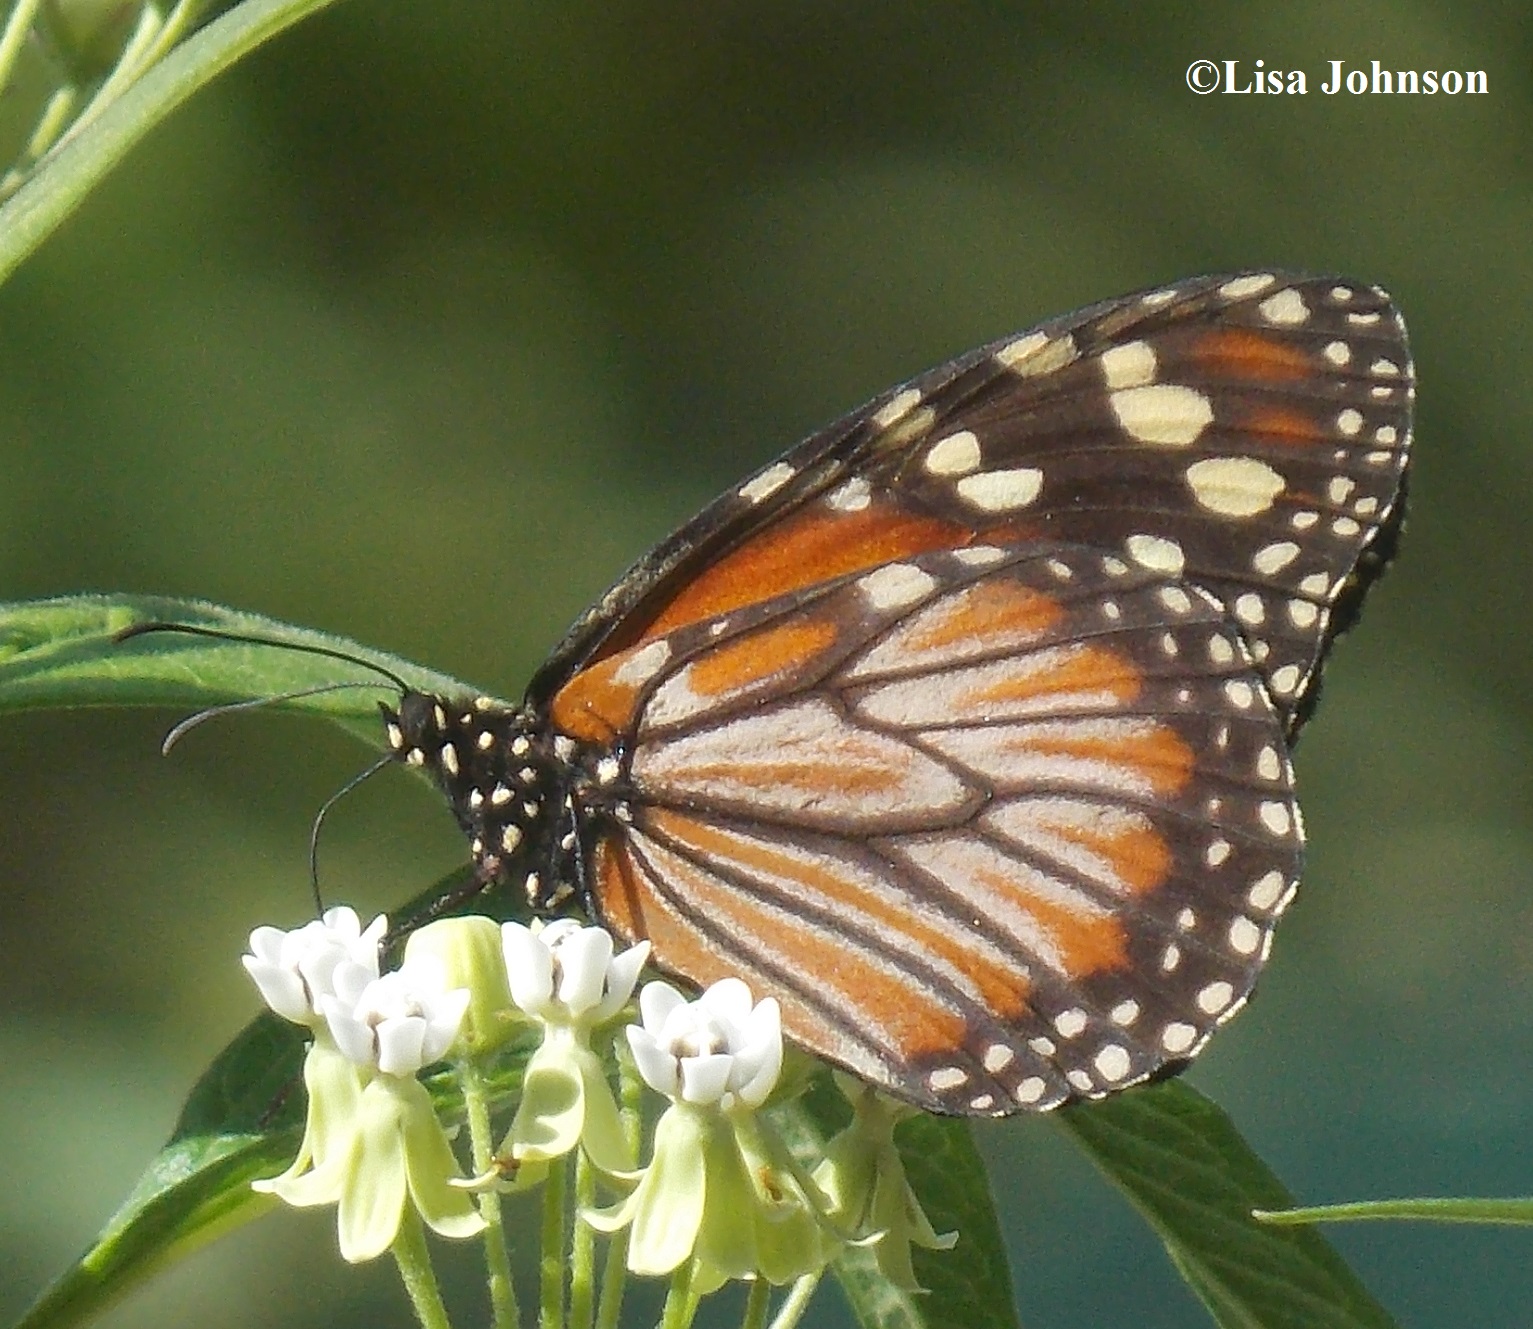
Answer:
[658, 1259, 697, 1329]
[0, 0, 44, 101]
[391, 1207, 454, 1329]
[593, 1226, 630, 1329]
[0, 0, 346, 287]
[765, 1274, 821, 1329]
[740, 1277, 771, 1329]
[568, 1151, 597, 1329]
[460, 1059, 520, 1329]
[539, 1154, 569, 1329]
[594, 1038, 644, 1329]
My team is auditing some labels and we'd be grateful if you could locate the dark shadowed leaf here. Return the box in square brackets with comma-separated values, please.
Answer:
[1056, 1081, 1398, 1328]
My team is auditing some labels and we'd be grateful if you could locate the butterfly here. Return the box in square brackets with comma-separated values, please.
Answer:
[382, 272, 1412, 1116]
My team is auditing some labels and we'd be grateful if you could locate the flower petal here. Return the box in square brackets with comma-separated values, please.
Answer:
[627, 1024, 680, 1098]
[680, 1053, 734, 1105]
[398, 1079, 486, 1241]
[555, 927, 613, 1014]
[503, 922, 555, 1018]
[591, 940, 651, 1024]
[623, 1106, 710, 1276]
[336, 1079, 411, 1262]
[638, 980, 686, 1033]
[375, 1014, 428, 1076]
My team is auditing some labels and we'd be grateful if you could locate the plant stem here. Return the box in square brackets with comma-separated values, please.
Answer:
[766, 1274, 821, 1329]
[461, 1059, 520, 1329]
[0, 0, 43, 102]
[540, 1154, 569, 1329]
[593, 1226, 630, 1329]
[391, 1207, 454, 1329]
[568, 1151, 597, 1329]
[740, 1277, 770, 1329]
[658, 1259, 696, 1329]
[594, 1037, 643, 1329]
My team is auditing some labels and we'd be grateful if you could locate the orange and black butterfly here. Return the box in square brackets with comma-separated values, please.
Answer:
[383, 272, 1412, 1116]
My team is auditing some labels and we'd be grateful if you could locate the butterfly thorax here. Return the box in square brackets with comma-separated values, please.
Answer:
[380, 691, 610, 911]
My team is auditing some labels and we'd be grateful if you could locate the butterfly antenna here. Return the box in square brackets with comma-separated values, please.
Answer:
[114, 620, 411, 692]
[308, 755, 392, 915]
[159, 682, 386, 755]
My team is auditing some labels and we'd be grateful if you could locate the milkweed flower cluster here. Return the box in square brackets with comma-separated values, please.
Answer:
[245, 907, 484, 1262]
[244, 907, 955, 1313]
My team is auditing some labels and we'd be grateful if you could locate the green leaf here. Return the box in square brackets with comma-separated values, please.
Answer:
[0, 0, 346, 287]
[1259, 1196, 1533, 1226]
[783, 1084, 1021, 1329]
[16, 868, 537, 1329]
[0, 592, 493, 745]
[16, 1012, 304, 1329]
[1056, 1081, 1398, 1329]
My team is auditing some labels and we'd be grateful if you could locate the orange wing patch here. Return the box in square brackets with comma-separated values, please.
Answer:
[683, 618, 838, 699]
[921, 716, 1193, 800]
[593, 829, 973, 1072]
[1241, 403, 1327, 444]
[852, 642, 1143, 728]
[646, 809, 1033, 1021]
[889, 834, 1129, 979]
[983, 798, 1173, 896]
[846, 576, 1065, 678]
[1190, 327, 1312, 382]
[635, 501, 974, 644]
[551, 637, 672, 742]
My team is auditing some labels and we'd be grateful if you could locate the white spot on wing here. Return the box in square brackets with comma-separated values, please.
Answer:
[1095, 1044, 1133, 1082]
[859, 562, 938, 610]
[871, 388, 923, 428]
[1219, 274, 1276, 299]
[1185, 456, 1285, 517]
[1198, 981, 1235, 1015]
[1125, 533, 1185, 576]
[1162, 1022, 1197, 1053]
[1253, 541, 1300, 575]
[955, 468, 1044, 511]
[613, 639, 673, 687]
[739, 461, 795, 503]
[996, 331, 1077, 376]
[826, 476, 872, 511]
[1248, 870, 1287, 911]
[1110, 384, 1214, 447]
[1100, 340, 1157, 389]
[924, 430, 982, 476]
[1257, 288, 1308, 326]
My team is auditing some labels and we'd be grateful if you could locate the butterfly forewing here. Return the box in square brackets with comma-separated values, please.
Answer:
[533, 273, 1411, 739]
[576, 545, 1302, 1114]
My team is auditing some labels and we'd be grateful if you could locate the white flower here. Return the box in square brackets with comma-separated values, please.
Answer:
[243, 906, 386, 1025]
[588, 978, 829, 1285]
[490, 921, 649, 1175]
[503, 919, 649, 1027]
[626, 978, 782, 1109]
[321, 955, 471, 1076]
[251, 923, 483, 1263]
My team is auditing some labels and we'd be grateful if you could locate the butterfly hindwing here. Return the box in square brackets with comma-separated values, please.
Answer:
[577, 543, 1302, 1114]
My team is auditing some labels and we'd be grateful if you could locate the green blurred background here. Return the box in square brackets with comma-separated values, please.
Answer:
[1, 2, 1530, 1325]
